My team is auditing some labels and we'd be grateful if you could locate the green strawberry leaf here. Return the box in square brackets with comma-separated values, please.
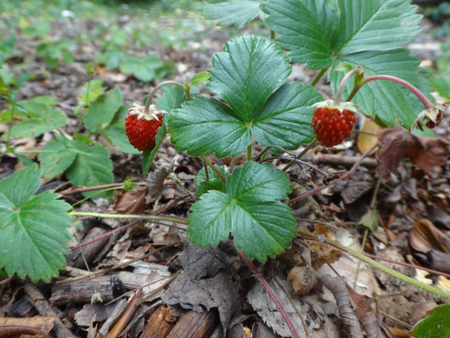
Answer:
[39, 136, 77, 179]
[0, 164, 72, 282]
[264, 0, 421, 70]
[190, 71, 211, 86]
[411, 304, 450, 338]
[84, 87, 122, 134]
[204, 0, 263, 26]
[156, 85, 186, 113]
[65, 135, 114, 198]
[194, 165, 229, 200]
[169, 36, 322, 158]
[9, 103, 67, 138]
[188, 161, 295, 262]
[79, 80, 106, 106]
[207, 35, 291, 123]
[119, 56, 163, 82]
[329, 49, 432, 128]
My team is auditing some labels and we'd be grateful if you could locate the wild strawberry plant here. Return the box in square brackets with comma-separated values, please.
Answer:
[1, 0, 449, 306]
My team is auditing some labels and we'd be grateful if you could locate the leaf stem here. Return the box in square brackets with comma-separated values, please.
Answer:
[334, 67, 363, 106]
[298, 232, 450, 299]
[282, 138, 317, 172]
[200, 156, 227, 183]
[247, 144, 252, 162]
[229, 157, 237, 173]
[69, 212, 188, 224]
[144, 81, 186, 114]
[361, 75, 433, 110]
[237, 251, 302, 338]
[270, 30, 275, 40]
[310, 67, 329, 87]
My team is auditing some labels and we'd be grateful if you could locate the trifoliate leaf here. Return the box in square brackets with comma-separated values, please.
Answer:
[84, 87, 122, 133]
[169, 36, 322, 158]
[39, 136, 77, 179]
[194, 165, 229, 200]
[0, 164, 72, 282]
[65, 135, 114, 198]
[204, 1, 263, 27]
[119, 56, 163, 82]
[9, 103, 67, 138]
[188, 162, 295, 261]
[264, 0, 421, 70]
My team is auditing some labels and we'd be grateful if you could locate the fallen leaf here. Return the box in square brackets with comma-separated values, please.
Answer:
[357, 118, 382, 154]
[309, 241, 342, 269]
[113, 186, 148, 214]
[287, 266, 318, 295]
[377, 127, 449, 176]
[147, 162, 173, 198]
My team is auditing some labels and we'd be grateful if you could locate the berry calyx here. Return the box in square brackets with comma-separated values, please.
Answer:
[311, 100, 358, 147]
[125, 104, 165, 151]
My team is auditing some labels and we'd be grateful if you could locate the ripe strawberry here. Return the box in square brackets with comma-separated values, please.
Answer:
[311, 101, 357, 147]
[125, 104, 164, 151]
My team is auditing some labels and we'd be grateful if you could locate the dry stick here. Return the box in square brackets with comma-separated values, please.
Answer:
[319, 274, 364, 338]
[237, 251, 301, 338]
[106, 289, 144, 338]
[69, 212, 187, 225]
[0, 276, 13, 285]
[282, 138, 318, 172]
[24, 281, 76, 338]
[59, 182, 147, 195]
[291, 143, 379, 204]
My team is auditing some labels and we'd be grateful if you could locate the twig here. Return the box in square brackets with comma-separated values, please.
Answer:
[237, 251, 301, 338]
[291, 144, 378, 204]
[318, 274, 364, 338]
[0, 276, 13, 285]
[106, 289, 144, 338]
[282, 138, 318, 172]
[69, 212, 187, 225]
[311, 154, 378, 169]
[59, 182, 146, 195]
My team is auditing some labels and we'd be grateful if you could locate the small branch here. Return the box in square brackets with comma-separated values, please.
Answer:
[201, 156, 227, 182]
[69, 212, 188, 225]
[310, 67, 329, 87]
[291, 144, 378, 203]
[318, 274, 364, 338]
[311, 154, 378, 169]
[363, 75, 433, 110]
[106, 289, 143, 338]
[282, 138, 318, 172]
[144, 81, 186, 114]
[237, 251, 301, 338]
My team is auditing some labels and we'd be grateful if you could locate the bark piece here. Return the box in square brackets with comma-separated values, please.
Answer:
[97, 299, 127, 337]
[166, 310, 218, 338]
[68, 227, 110, 268]
[141, 306, 177, 338]
[0, 316, 55, 338]
[251, 322, 278, 338]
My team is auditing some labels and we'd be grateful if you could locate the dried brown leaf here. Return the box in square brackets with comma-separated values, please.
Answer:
[147, 162, 173, 198]
[309, 241, 342, 269]
[378, 127, 449, 176]
[113, 186, 148, 214]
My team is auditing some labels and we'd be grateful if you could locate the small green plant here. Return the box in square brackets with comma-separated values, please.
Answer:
[36, 39, 75, 68]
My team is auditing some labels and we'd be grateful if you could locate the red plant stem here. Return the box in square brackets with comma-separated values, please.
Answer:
[70, 221, 140, 251]
[334, 67, 362, 106]
[0, 276, 13, 285]
[296, 232, 450, 279]
[144, 81, 186, 114]
[290, 143, 378, 204]
[237, 251, 302, 338]
[363, 75, 433, 110]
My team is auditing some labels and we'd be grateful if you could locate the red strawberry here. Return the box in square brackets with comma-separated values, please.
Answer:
[125, 105, 164, 151]
[311, 101, 357, 147]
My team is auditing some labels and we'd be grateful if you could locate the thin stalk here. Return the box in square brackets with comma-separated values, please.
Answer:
[360, 75, 433, 110]
[201, 156, 227, 182]
[71, 187, 119, 207]
[270, 30, 275, 40]
[299, 232, 450, 299]
[282, 138, 317, 172]
[203, 160, 210, 181]
[144, 81, 185, 114]
[69, 212, 187, 225]
[229, 157, 237, 173]
[310, 67, 329, 87]
[247, 144, 252, 161]
[238, 251, 301, 338]
[334, 67, 362, 106]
